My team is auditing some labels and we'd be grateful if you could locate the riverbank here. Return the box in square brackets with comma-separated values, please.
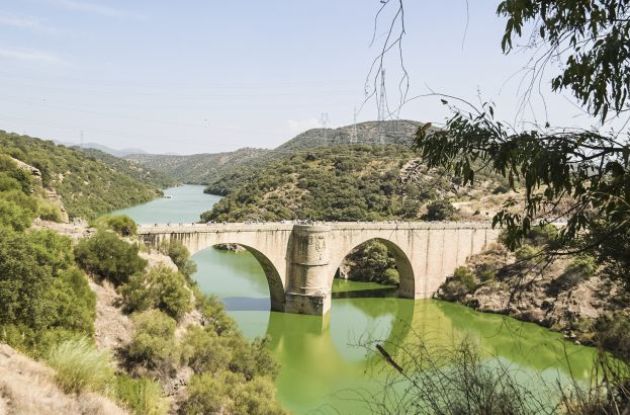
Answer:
[436, 241, 630, 347]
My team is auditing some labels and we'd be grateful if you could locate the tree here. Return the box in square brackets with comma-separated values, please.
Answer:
[120, 265, 192, 321]
[74, 230, 147, 285]
[0, 227, 95, 353]
[413, 1, 630, 286]
[157, 239, 197, 280]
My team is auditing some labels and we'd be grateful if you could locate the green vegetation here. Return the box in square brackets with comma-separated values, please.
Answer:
[157, 239, 197, 280]
[128, 309, 180, 373]
[0, 130, 162, 219]
[343, 240, 400, 285]
[127, 147, 269, 186]
[422, 200, 457, 221]
[79, 147, 176, 189]
[93, 214, 138, 236]
[0, 227, 95, 355]
[74, 230, 147, 285]
[121, 265, 192, 320]
[47, 337, 114, 394]
[181, 371, 286, 415]
[202, 145, 492, 222]
[115, 375, 169, 415]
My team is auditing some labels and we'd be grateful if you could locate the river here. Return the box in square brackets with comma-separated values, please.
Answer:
[114, 184, 597, 414]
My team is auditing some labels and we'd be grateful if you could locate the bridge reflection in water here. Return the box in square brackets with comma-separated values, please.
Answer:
[191, 245, 596, 414]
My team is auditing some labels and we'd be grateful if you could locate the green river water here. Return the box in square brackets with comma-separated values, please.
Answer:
[115, 185, 597, 414]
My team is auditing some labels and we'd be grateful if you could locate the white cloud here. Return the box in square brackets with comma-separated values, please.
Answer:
[0, 12, 45, 30]
[48, 0, 143, 19]
[0, 48, 66, 65]
[287, 117, 322, 134]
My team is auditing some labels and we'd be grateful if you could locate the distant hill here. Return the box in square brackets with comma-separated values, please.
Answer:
[126, 147, 270, 185]
[0, 130, 163, 219]
[276, 120, 421, 151]
[126, 120, 425, 188]
[77, 147, 176, 189]
[81, 142, 148, 158]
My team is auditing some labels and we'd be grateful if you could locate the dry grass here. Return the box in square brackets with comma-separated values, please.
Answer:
[0, 344, 127, 415]
[47, 338, 115, 395]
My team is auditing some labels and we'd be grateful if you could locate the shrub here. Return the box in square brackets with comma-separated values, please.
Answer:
[477, 264, 497, 282]
[0, 228, 95, 354]
[196, 292, 236, 335]
[180, 326, 231, 373]
[422, 200, 457, 221]
[382, 268, 400, 285]
[347, 240, 398, 285]
[0, 198, 35, 231]
[47, 337, 114, 394]
[180, 371, 286, 415]
[37, 199, 63, 222]
[127, 310, 179, 372]
[120, 265, 192, 321]
[75, 230, 147, 285]
[94, 215, 138, 237]
[566, 255, 596, 277]
[115, 374, 169, 415]
[453, 266, 477, 292]
[514, 244, 541, 262]
[227, 336, 280, 381]
[157, 239, 197, 279]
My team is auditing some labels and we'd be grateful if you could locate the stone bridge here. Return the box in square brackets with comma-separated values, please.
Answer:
[138, 222, 500, 316]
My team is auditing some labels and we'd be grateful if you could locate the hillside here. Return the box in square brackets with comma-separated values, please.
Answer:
[77, 147, 176, 189]
[126, 147, 269, 185]
[126, 120, 424, 187]
[276, 119, 421, 151]
[202, 145, 509, 222]
[0, 130, 163, 219]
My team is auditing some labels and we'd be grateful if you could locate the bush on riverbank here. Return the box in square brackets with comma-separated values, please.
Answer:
[158, 239, 197, 280]
[74, 230, 147, 285]
[180, 371, 287, 415]
[342, 240, 400, 285]
[120, 265, 192, 321]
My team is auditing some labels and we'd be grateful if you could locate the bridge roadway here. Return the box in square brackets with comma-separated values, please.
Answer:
[137, 221, 500, 316]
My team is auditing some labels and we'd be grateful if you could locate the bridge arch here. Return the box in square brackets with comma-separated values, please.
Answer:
[204, 243, 286, 312]
[328, 237, 415, 300]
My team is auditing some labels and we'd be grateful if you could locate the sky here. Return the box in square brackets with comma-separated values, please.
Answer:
[0, 1, 600, 154]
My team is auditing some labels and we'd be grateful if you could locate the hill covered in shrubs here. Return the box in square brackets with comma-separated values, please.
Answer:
[0, 130, 163, 219]
[202, 144, 507, 222]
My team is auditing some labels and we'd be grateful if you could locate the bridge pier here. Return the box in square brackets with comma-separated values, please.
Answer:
[284, 224, 332, 316]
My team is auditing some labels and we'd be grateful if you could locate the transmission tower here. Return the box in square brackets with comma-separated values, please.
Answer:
[350, 107, 358, 144]
[377, 68, 386, 145]
[320, 112, 330, 142]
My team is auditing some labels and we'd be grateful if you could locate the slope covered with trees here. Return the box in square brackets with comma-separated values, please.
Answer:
[126, 147, 270, 185]
[126, 120, 423, 190]
[78, 147, 176, 189]
[0, 130, 163, 219]
[202, 144, 507, 222]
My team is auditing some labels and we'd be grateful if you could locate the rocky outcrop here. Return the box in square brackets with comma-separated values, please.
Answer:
[436, 244, 627, 344]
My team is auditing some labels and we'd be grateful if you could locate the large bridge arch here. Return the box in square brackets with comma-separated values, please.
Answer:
[211, 243, 286, 312]
[139, 224, 294, 312]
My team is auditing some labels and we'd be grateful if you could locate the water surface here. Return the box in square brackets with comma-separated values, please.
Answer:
[116, 185, 597, 414]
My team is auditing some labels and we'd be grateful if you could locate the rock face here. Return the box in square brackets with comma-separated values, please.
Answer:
[0, 344, 128, 415]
